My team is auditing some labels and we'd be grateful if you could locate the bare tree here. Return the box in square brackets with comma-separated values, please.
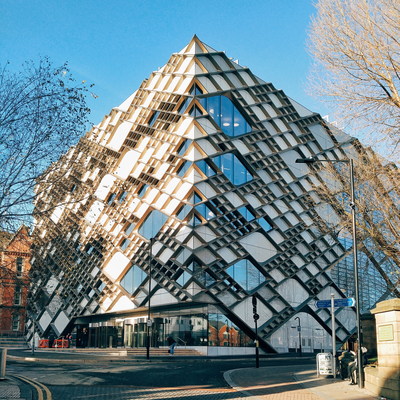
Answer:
[0, 58, 93, 231]
[314, 144, 400, 298]
[308, 0, 400, 158]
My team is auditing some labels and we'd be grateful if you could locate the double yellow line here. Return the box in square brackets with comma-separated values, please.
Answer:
[13, 374, 52, 400]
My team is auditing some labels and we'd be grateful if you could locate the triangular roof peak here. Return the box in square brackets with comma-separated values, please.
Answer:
[0, 225, 30, 249]
[179, 35, 209, 55]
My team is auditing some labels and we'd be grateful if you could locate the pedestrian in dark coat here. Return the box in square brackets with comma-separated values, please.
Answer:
[166, 336, 177, 355]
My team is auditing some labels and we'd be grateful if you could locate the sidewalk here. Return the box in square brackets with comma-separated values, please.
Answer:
[225, 365, 380, 400]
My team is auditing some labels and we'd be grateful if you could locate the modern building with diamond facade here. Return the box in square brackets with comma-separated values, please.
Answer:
[27, 36, 396, 354]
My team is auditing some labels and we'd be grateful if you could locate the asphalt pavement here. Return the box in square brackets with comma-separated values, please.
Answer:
[1, 348, 382, 400]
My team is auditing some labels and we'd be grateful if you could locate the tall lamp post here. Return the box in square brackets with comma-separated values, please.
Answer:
[296, 157, 364, 388]
[146, 237, 154, 361]
[294, 316, 302, 356]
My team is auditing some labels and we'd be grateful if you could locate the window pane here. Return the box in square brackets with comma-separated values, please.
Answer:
[16, 258, 23, 276]
[120, 238, 131, 250]
[139, 210, 168, 239]
[125, 223, 135, 235]
[206, 96, 220, 126]
[177, 204, 191, 220]
[221, 96, 234, 136]
[177, 270, 192, 286]
[195, 160, 216, 177]
[148, 111, 160, 126]
[202, 95, 251, 136]
[258, 218, 272, 232]
[118, 191, 128, 202]
[238, 207, 255, 221]
[226, 259, 265, 292]
[190, 83, 204, 95]
[221, 153, 233, 182]
[177, 161, 190, 176]
[213, 153, 253, 186]
[189, 104, 203, 117]
[178, 140, 191, 155]
[14, 287, 21, 305]
[106, 193, 116, 204]
[195, 204, 215, 220]
[12, 314, 19, 331]
[177, 97, 192, 114]
[233, 106, 250, 136]
[120, 265, 147, 294]
[138, 184, 148, 197]
[189, 215, 202, 227]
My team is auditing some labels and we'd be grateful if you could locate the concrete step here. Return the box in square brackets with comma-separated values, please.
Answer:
[35, 347, 203, 356]
[0, 337, 28, 348]
[126, 348, 201, 356]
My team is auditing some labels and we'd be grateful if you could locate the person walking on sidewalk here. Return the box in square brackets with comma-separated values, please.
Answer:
[166, 336, 177, 355]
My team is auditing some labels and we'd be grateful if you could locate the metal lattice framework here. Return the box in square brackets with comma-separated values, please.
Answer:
[27, 36, 392, 352]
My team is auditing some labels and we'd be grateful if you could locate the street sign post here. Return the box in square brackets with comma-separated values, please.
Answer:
[315, 298, 355, 308]
[315, 296, 355, 378]
[252, 295, 260, 368]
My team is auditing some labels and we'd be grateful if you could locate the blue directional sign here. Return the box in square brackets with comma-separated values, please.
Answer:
[315, 298, 355, 308]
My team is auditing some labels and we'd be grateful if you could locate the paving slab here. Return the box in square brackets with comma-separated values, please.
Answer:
[48, 385, 250, 399]
[225, 365, 380, 400]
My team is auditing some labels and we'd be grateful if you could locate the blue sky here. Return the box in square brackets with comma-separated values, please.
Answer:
[1, 0, 329, 126]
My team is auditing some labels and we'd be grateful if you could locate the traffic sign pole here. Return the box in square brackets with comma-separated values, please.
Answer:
[252, 295, 260, 368]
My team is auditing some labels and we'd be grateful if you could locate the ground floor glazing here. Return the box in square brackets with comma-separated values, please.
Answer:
[72, 305, 254, 349]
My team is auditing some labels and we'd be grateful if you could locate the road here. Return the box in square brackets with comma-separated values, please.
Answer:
[7, 352, 315, 400]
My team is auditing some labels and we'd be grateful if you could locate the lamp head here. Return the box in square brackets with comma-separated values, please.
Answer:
[295, 157, 317, 164]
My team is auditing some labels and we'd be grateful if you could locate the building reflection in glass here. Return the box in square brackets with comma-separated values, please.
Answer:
[77, 307, 254, 349]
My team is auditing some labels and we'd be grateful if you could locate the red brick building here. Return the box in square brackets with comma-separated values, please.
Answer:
[0, 226, 31, 335]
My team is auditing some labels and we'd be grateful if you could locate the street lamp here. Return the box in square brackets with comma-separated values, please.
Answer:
[146, 237, 154, 360]
[294, 316, 302, 356]
[296, 156, 364, 388]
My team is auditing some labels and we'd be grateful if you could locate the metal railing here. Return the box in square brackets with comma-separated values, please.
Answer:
[176, 337, 187, 348]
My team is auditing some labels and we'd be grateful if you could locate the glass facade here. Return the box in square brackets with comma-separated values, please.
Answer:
[200, 95, 251, 136]
[120, 265, 147, 295]
[226, 259, 265, 292]
[30, 38, 394, 355]
[213, 153, 253, 185]
[138, 210, 169, 239]
[330, 237, 392, 312]
[76, 306, 254, 349]
[195, 160, 216, 177]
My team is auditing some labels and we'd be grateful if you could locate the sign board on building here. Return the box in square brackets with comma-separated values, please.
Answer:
[315, 298, 355, 308]
[378, 324, 394, 342]
[316, 353, 334, 376]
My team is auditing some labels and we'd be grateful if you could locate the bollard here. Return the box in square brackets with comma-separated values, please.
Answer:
[0, 348, 7, 380]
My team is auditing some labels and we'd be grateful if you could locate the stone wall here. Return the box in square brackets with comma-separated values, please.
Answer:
[365, 299, 400, 400]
